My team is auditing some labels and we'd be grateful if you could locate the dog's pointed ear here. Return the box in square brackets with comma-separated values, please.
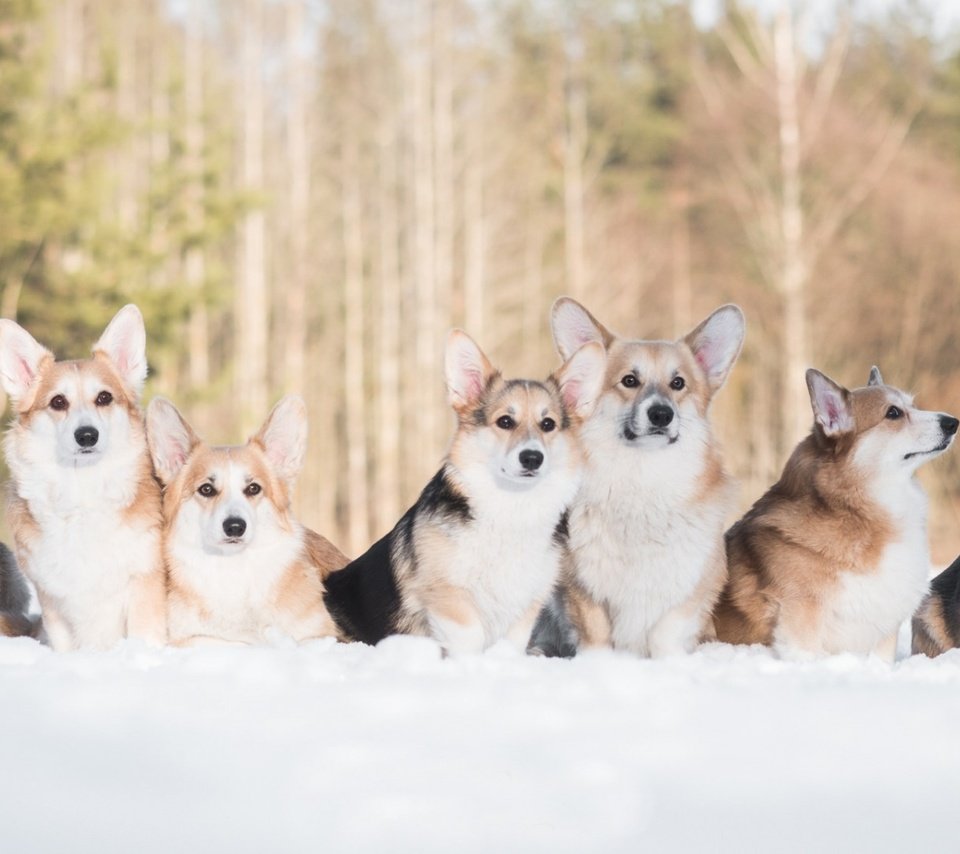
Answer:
[806, 369, 854, 438]
[146, 397, 200, 485]
[683, 304, 745, 394]
[251, 395, 308, 485]
[868, 366, 884, 387]
[551, 297, 614, 362]
[553, 341, 607, 422]
[445, 329, 498, 414]
[93, 304, 148, 397]
[0, 319, 53, 407]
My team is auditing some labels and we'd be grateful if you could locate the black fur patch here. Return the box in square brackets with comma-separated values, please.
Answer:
[323, 467, 472, 644]
[552, 510, 570, 549]
[930, 555, 960, 646]
[323, 532, 403, 645]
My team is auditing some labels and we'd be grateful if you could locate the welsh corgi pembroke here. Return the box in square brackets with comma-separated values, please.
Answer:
[0, 543, 34, 638]
[0, 306, 166, 650]
[715, 367, 958, 661]
[547, 298, 745, 657]
[147, 395, 348, 646]
[913, 556, 960, 657]
[912, 557, 960, 658]
[323, 329, 606, 655]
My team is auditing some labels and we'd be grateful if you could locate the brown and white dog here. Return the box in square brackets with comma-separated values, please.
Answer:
[912, 557, 960, 657]
[147, 395, 347, 646]
[715, 367, 958, 661]
[0, 306, 166, 650]
[0, 543, 35, 638]
[545, 299, 745, 657]
[323, 330, 606, 655]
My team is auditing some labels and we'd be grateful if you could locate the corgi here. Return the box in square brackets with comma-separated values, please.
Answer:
[913, 557, 960, 657]
[546, 298, 745, 657]
[715, 367, 958, 661]
[0, 542, 35, 638]
[0, 306, 166, 650]
[323, 329, 606, 655]
[147, 395, 348, 646]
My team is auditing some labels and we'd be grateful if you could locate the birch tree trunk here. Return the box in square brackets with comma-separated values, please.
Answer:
[184, 1, 209, 415]
[774, 3, 810, 452]
[563, 32, 588, 302]
[237, 0, 268, 431]
[342, 141, 371, 555]
[283, 0, 309, 397]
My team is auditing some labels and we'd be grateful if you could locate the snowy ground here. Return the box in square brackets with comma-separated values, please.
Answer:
[1, 633, 959, 854]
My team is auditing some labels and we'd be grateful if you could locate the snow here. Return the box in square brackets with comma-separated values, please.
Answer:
[2, 633, 959, 853]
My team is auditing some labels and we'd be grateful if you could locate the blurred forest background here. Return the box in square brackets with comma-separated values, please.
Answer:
[1, 0, 959, 561]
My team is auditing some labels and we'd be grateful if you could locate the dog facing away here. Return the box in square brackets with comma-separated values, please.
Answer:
[147, 395, 348, 646]
[912, 557, 960, 657]
[0, 306, 166, 650]
[0, 543, 35, 638]
[323, 329, 606, 655]
[715, 367, 958, 661]
[544, 298, 745, 657]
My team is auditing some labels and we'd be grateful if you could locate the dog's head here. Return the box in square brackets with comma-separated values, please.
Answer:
[147, 396, 307, 555]
[551, 298, 745, 449]
[0, 306, 148, 468]
[807, 366, 958, 475]
[445, 329, 605, 488]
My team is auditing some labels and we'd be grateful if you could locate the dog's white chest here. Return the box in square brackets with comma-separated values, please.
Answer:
[445, 482, 572, 645]
[17, 472, 158, 649]
[168, 532, 302, 644]
[569, 442, 728, 654]
[825, 484, 931, 653]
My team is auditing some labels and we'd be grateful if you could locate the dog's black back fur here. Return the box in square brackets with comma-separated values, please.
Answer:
[323, 466, 473, 645]
[930, 555, 960, 645]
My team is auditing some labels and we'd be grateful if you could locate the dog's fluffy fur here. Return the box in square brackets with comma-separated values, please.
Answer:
[715, 367, 958, 661]
[543, 298, 745, 657]
[147, 395, 347, 646]
[323, 329, 606, 655]
[0, 306, 166, 650]
[913, 557, 960, 657]
[0, 542, 34, 637]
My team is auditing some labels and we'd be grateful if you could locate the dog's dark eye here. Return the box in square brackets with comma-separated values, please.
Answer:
[496, 415, 516, 430]
[197, 483, 217, 498]
[95, 391, 113, 407]
[540, 417, 556, 433]
[886, 406, 903, 420]
[49, 394, 68, 411]
[244, 483, 262, 497]
[621, 374, 638, 389]
[670, 376, 685, 391]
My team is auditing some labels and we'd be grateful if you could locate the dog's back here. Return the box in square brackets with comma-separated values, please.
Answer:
[912, 557, 960, 657]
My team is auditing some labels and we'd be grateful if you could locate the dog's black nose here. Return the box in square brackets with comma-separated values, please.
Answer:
[223, 517, 247, 538]
[74, 426, 99, 448]
[647, 404, 674, 428]
[519, 449, 544, 471]
[940, 415, 959, 436]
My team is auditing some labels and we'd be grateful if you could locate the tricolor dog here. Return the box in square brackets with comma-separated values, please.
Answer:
[323, 329, 606, 655]
[913, 556, 960, 657]
[147, 395, 348, 646]
[0, 305, 167, 650]
[0, 543, 34, 638]
[546, 298, 745, 657]
[715, 367, 958, 661]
